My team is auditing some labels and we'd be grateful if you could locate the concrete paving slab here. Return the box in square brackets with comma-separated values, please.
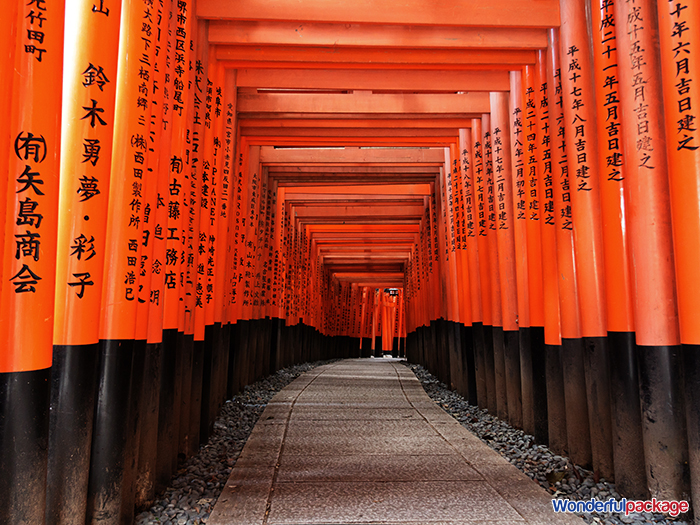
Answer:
[267, 480, 525, 524]
[276, 453, 483, 483]
[285, 419, 438, 439]
[209, 359, 585, 525]
[290, 407, 420, 420]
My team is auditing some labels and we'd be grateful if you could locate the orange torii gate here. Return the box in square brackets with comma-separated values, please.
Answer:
[1, 0, 700, 523]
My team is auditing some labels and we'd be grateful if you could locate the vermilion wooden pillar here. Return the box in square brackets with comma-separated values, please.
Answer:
[658, 0, 700, 512]
[47, 0, 120, 522]
[615, 0, 689, 500]
[482, 116, 507, 419]
[490, 91, 523, 429]
[458, 129, 479, 405]
[463, 126, 487, 408]
[0, 1, 64, 523]
[522, 62, 548, 444]
[534, 49, 567, 455]
[508, 70, 532, 433]
[547, 28, 592, 468]
[158, 0, 194, 490]
[559, 0, 614, 480]
[84, 0, 155, 518]
[590, 0, 646, 497]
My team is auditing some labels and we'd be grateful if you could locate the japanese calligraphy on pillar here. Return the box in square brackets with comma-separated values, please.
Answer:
[554, 68, 573, 231]
[461, 143, 475, 238]
[512, 105, 526, 220]
[596, 0, 625, 181]
[624, 2, 655, 170]
[539, 77, 555, 226]
[474, 136, 487, 237]
[563, 45, 595, 191]
[661, 0, 697, 153]
[492, 127, 509, 230]
[524, 79, 540, 220]
[483, 128, 496, 231]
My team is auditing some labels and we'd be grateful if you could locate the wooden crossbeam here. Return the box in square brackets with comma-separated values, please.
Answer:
[198, 0, 560, 28]
[209, 21, 547, 49]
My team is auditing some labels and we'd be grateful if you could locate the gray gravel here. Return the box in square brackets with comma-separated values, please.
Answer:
[135, 359, 338, 525]
[405, 362, 691, 525]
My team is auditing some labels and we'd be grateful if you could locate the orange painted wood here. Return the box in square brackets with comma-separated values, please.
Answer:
[460, 128, 483, 325]
[546, 28, 581, 340]
[183, 19, 206, 337]
[0, 0, 17, 276]
[473, 119, 493, 327]
[259, 146, 446, 164]
[1, 0, 64, 372]
[590, 0, 635, 335]
[163, 0, 194, 332]
[53, 0, 121, 346]
[216, 46, 537, 68]
[97, 0, 157, 341]
[218, 69, 238, 325]
[450, 142, 473, 327]
[235, 68, 510, 92]
[147, 0, 177, 344]
[490, 92, 519, 333]
[483, 114, 504, 329]
[534, 51, 561, 345]
[559, 0, 608, 338]
[522, 64, 545, 329]
[240, 118, 472, 130]
[237, 92, 491, 115]
[508, 70, 530, 329]
[658, 0, 700, 344]
[208, 21, 548, 49]
[198, 0, 561, 29]
[137, 0, 170, 343]
[203, 61, 226, 328]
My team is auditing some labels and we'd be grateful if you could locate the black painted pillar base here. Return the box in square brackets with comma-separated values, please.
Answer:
[156, 329, 178, 493]
[461, 324, 477, 405]
[582, 336, 613, 481]
[503, 329, 522, 429]
[531, 327, 548, 446]
[0, 367, 51, 525]
[135, 340, 162, 511]
[200, 325, 215, 445]
[189, 339, 204, 455]
[121, 338, 147, 525]
[374, 336, 383, 358]
[177, 333, 194, 465]
[86, 339, 134, 524]
[448, 322, 463, 394]
[637, 344, 690, 501]
[493, 326, 508, 421]
[683, 344, 700, 520]
[46, 344, 99, 525]
[608, 331, 647, 499]
[519, 326, 534, 436]
[544, 343, 567, 456]
[561, 338, 592, 468]
[483, 324, 497, 414]
[473, 322, 487, 409]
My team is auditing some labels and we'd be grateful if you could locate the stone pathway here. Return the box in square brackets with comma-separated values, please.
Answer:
[208, 359, 585, 525]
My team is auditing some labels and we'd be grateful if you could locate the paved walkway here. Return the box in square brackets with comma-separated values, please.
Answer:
[209, 359, 584, 525]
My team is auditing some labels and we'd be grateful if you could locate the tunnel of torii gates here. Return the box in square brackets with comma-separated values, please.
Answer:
[1, 0, 700, 522]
